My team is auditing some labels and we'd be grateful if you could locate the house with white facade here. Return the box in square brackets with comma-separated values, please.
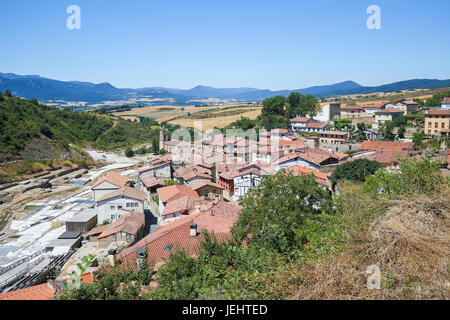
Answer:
[314, 103, 341, 123]
[96, 186, 145, 224]
[290, 117, 326, 133]
[384, 99, 420, 113]
[374, 108, 405, 129]
[274, 149, 344, 172]
[218, 163, 274, 201]
[91, 171, 128, 202]
[442, 97, 450, 110]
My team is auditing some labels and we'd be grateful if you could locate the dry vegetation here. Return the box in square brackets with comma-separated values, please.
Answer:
[294, 193, 450, 300]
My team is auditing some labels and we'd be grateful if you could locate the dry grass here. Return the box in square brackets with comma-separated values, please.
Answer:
[169, 108, 262, 131]
[294, 193, 450, 300]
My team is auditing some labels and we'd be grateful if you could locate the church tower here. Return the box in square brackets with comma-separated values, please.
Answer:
[159, 125, 168, 151]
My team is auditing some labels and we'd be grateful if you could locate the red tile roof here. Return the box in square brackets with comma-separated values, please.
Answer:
[87, 210, 145, 239]
[141, 176, 165, 189]
[189, 180, 225, 191]
[0, 282, 56, 300]
[287, 166, 330, 186]
[157, 185, 199, 203]
[361, 103, 386, 109]
[306, 122, 326, 128]
[291, 117, 314, 123]
[442, 97, 450, 104]
[117, 201, 241, 270]
[96, 186, 145, 203]
[92, 171, 128, 189]
[358, 140, 414, 152]
[426, 109, 450, 116]
[349, 150, 410, 165]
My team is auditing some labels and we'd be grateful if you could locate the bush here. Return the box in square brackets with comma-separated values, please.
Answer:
[125, 148, 135, 157]
[331, 159, 383, 187]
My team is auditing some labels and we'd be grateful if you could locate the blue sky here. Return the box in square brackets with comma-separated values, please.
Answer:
[1, 0, 449, 90]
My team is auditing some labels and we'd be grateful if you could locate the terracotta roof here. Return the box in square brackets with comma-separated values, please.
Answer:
[174, 165, 213, 182]
[271, 128, 289, 134]
[442, 97, 450, 104]
[358, 140, 414, 152]
[162, 195, 206, 216]
[189, 180, 225, 191]
[117, 201, 241, 269]
[141, 176, 165, 189]
[306, 122, 327, 128]
[350, 150, 410, 165]
[287, 166, 330, 185]
[96, 186, 145, 203]
[0, 282, 56, 300]
[92, 171, 128, 189]
[291, 117, 313, 123]
[275, 149, 345, 166]
[361, 103, 386, 109]
[426, 109, 450, 116]
[279, 140, 306, 149]
[157, 185, 199, 203]
[219, 163, 269, 180]
[375, 108, 405, 114]
[87, 210, 145, 239]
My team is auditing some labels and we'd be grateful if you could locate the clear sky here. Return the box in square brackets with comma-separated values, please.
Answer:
[1, 0, 449, 90]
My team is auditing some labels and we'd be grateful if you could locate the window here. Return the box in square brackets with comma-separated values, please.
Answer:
[118, 205, 122, 209]
[435, 122, 438, 128]
[442, 123, 445, 128]
[110, 205, 115, 210]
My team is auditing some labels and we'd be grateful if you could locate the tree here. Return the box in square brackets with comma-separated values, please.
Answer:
[4, 89, 12, 97]
[353, 122, 367, 140]
[394, 116, 407, 127]
[397, 126, 406, 139]
[232, 171, 333, 254]
[412, 131, 424, 149]
[330, 159, 382, 188]
[379, 120, 395, 140]
[334, 118, 351, 131]
[260, 96, 287, 130]
[125, 148, 135, 157]
[286, 92, 320, 120]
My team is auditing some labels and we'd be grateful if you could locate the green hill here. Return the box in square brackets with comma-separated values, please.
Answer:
[0, 93, 160, 162]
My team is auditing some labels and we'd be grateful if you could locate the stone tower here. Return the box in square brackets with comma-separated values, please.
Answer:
[159, 125, 168, 151]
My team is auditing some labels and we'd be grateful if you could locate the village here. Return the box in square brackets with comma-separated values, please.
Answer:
[0, 96, 449, 299]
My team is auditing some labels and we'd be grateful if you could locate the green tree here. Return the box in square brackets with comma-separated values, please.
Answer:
[379, 120, 395, 140]
[412, 131, 424, 149]
[232, 171, 333, 254]
[260, 96, 287, 130]
[4, 89, 12, 97]
[397, 126, 406, 139]
[125, 148, 135, 157]
[334, 118, 352, 131]
[330, 159, 382, 188]
[286, 92, 320, 120]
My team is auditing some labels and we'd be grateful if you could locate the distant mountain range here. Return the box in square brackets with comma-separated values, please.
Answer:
[1, 72, 450, 108]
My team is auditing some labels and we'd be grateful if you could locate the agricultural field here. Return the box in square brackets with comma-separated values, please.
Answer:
[114, 104, 262, 131]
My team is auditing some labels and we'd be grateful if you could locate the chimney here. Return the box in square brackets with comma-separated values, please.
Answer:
[108, 248, 116, 267]
[225, 166, 229, 172]
[190, 223, 198, 237]
[136, 248, 146, 271]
